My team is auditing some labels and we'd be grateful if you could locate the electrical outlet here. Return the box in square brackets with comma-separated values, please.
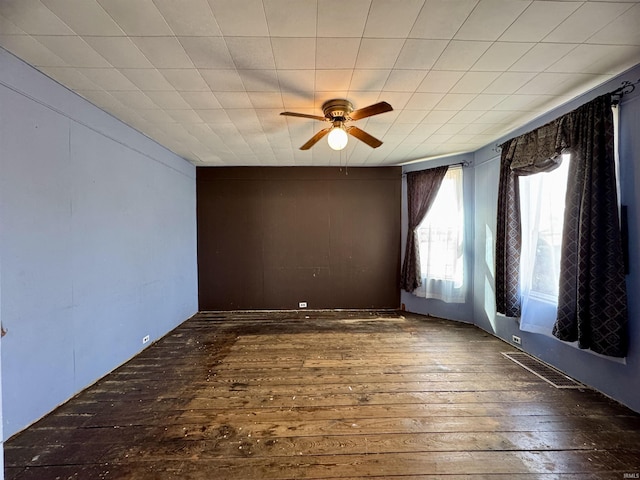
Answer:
[142, 335, 150, 345]
[299, 302, 308, 308]
[512, 335, 521, 345]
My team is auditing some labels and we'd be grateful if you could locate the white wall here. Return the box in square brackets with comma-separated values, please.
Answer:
[0, 49, 198, 439]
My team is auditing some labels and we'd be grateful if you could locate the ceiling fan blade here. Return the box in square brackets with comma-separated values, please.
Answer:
[300, 127, 331, 150]
[348, 101, 393, 121]
[346, 126, 383, 148]
[280, 111, 327, 121]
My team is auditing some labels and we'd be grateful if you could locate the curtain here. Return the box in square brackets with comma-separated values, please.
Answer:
[415, 167, 465, 303]
[552, 95, 628, 357]
[495, 139, 522, 317]
[496, 93, 628, 357]
[519, 156, 570, 335]
[497, 118, 573, 317]
[401, 166, 448, 292]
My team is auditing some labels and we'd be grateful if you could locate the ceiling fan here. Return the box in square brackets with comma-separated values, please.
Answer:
[280, 99, 393, 151]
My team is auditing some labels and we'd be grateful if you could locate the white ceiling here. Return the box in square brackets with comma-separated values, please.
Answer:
[1, 0, 639, 167]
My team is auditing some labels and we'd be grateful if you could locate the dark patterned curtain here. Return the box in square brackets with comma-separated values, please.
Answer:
[495, 119, 566, 317]
[495, 93, 627, 357]
[553, 95, 628, 357]
[495, 139, 522, 317]
[401, 166, 448, 292]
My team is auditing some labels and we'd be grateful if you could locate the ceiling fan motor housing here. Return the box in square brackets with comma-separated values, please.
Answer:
[322, 99, 354, 121]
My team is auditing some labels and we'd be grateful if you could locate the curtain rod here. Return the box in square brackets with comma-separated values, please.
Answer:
[402, 161, 469, 176]
[611, 78, 639, 105]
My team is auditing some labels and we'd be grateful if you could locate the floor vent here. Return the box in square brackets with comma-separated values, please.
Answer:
[502, 352, 584, 389]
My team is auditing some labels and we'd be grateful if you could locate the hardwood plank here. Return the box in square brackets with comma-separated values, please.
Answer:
[6, 311, 640, 479]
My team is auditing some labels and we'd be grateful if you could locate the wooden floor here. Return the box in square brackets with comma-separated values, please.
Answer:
[5, 311, 640, 479]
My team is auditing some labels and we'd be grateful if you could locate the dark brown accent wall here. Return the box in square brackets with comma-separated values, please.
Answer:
[197, 167, 401, 310]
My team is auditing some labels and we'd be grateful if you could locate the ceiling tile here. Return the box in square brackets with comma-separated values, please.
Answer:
[483, 72, 537, 94]
[544, 2, 632, 44]
[110, 90, 157, 110]
[508, 43, 576, 72]
[153, 0, 222, 36]
[215, 91, 253, 108]
[271, 37, 316, 69]
[349, 69, 391, 91]
[263, 0, 316, 37]
[316, 38, 360, 69]
[407, 92, 445, 110]
[277, 70, 316, 96]
[383, 70, 428, 92]
[225, 37, 276, 69]
[363, 0, 425, 38]
[454, 0, 530, 41]
[131, 37, 194, 69]
[33, 35, 110, 67]
[146, 91, 192, 109]
[493, 94, 550, 111]
[499, 1, 580, 42]
[181, 92, 222, 109]
[121, 68, 175, 91]
[39, 66, 98, 90]
[435, 123, 466, 135]
[41, 0, 124, 36]
[471, 42, 534, 71]
[433, 40, 492, 71]
[83, 36, 154, 68]
[448, 109, 485, 123]
[0, 13, 25, 34]
[377, 91, 413, 110]
[315, 69, 352, 92]
[587, 4, 640, 46]
[179, 37, 234, 69]
[348, 91, 383, 108]
[434, 93, 476, 110]
[317, 0, 370, 37]
[395, 39, 449, 70]
[160, 69, 210, 91]
[2, 0, 637, 168]
[200, 69, 245, 92]
[450, 71, 501, 94]
[208, 0, 269, 36]
[165, 109, 204, 124]
[238, 69, 280, 92]
[355, 38, 405, 69]
[409, 0, 477, 39]
[517, 72, 578, 95]
[79, 67, 137, 90]
[137, 108, 176, 124]
[394, 109, 428, 123]
[75, 89, 117, 110]
[97, 0, 172, 36]
[387, 122, 417, 135]
[0, 0, 74, 35]
[0, 34, 67, 67]
[547, 44, 640, 75]
[196, 109, 231, 123]
[416, 70, 465, 93]
[464, 93, 508, 110]
[248, 92, 283, 109]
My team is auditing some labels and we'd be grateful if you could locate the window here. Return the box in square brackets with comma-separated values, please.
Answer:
[415, 166, 465, 303]
[518, 154, 570, 334]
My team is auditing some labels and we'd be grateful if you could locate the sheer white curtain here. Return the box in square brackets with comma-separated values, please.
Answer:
[414, 166, 465, 303]
[519, 155, 570, 335]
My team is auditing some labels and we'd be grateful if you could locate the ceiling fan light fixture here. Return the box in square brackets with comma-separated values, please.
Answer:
[327, 126, 348, 150]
